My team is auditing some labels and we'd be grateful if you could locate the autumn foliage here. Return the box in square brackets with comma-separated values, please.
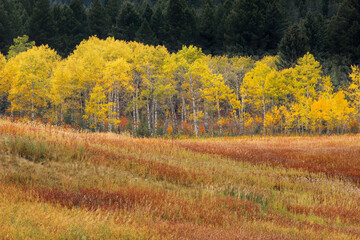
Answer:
[1, 37, 360, 136]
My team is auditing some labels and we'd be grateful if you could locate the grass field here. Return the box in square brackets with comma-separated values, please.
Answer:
[1, 119, 360, 239]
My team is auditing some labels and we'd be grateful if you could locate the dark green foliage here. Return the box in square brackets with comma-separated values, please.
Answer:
[6, 0, 29, 41]
[19, 0, 34, 15]
[29, 0, 56, 47]
[329, 0, 360, 64]
[224, 0, 266, 55]
[105, 0, 119, 29]
[322, 0, 330, 17]
[140, 0, 153, 22]
[88, 0, 108, 39]
[262, 0, 288, 54]
[150, 1, 166, 45]
[199, 0, 216, 53]
[164, 0, 188, 51]
[69, 0, 88, 42]
[0, 0, 10, 53]
[136, 19, 157, 46]
[0, 0, 356, 83]
[277, 24, 309, 69]
[116, 1, 141, 41]
[53, 4, 76, 56]
[224, 0, 286, 56]
[183, 7, 198, 46]
[302, 13, 328, 60]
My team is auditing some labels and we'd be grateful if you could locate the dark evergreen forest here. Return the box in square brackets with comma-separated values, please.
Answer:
[0, 0, 359, 85]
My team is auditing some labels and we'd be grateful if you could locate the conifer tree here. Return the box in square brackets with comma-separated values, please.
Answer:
[150, 1, 166, 45]
[183, 7, 198, 46]
[277, 24, 309, 69]
[329, 0, 360, 64]
[6, 0, 29, 41]
[136, 19, 157, 46]
[116, 1, 141, 41]
[88, 0, 108, 39]
[53, 4, 77, 56]
[0, 0, 10, 53]
[199, 0, 216, 53]
[29, 0, 55, 47]
[165, 0, 187, 51]
[141, 0, 153, 23]
[69, 0, 88, 45]
[105, 0, 119, 29]
[302, 13, 328, 60]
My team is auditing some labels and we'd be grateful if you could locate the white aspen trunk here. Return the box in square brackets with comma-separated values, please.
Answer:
[189, 76, 198, 137]
[181, 95, 184, 132]
[115, 84, 120, 131]
[263, 95, 266, 136]
[217, 98, 222, 136]
[154, 98, 158, 135]
[31, 92, 35, 121]
[170, 98, 176, 134]
[204, 109, 209, 134]
[147, 99, 151, 135]
[135, 85, 140, 130]
[133, 95, 136, 134]
[241, 94, 245, 135]
[108, 92, 112, 132]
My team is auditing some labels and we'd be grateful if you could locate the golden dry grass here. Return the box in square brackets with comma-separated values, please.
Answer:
[0, 119, 360, 239]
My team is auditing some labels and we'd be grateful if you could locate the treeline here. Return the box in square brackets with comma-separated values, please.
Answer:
[1, 0, 359, 85]
[1, 37, 360, 137]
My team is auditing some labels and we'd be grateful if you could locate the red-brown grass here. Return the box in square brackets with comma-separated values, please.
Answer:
[28, 186, 261, 227]
[175, 137, 360, 184]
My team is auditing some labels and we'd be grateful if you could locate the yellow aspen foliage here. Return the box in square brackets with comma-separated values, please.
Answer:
[0, 52, 7, 96]
[242, 56, 277, 135]
[84, 84, 114, 130]
[348, 65, 360, 132]
[6, 45, 60, 120]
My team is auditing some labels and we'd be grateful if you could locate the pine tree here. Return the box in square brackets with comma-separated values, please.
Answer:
[88, 0, 108, 39]
[322, 0, 329, 17]
[277, 24, 309, 69]
[150, 1, 166, 45]
[6, 0, 29, 41]
[116, 1, 141, 41]
[135, 19, 157, 45]
[0, 0, 10, 53]
[19, 0, 34, 16]
[141, 0, 153, 23]
[329, 0, 360, 64]
[199, 0, 215, 53]
[69, 0, 88, 45]
[53, 4, 77, 56]
[165, 0, 187, 51]
[105, 0, 121, 36]
[183, 7, 198, 46]
[262, 0, 288, 54]
[29, 0, 56, 47]
[213, 2, 231, 55]
[224, 0, 267, 55]
[302, 13, 328, 60]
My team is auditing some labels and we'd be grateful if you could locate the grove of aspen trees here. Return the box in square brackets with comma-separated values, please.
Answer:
[1, 36, 360, 137]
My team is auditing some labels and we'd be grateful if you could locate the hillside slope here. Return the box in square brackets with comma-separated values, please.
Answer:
[0, 119, 360, 239]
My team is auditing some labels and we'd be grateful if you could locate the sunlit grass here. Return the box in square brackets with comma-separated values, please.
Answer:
[0, 119, 360, 239]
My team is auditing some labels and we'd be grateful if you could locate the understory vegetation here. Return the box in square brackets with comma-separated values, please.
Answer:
[0, 119, 360, 239]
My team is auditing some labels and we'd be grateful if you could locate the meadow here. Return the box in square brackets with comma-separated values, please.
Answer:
[0, 118, 360, 239]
